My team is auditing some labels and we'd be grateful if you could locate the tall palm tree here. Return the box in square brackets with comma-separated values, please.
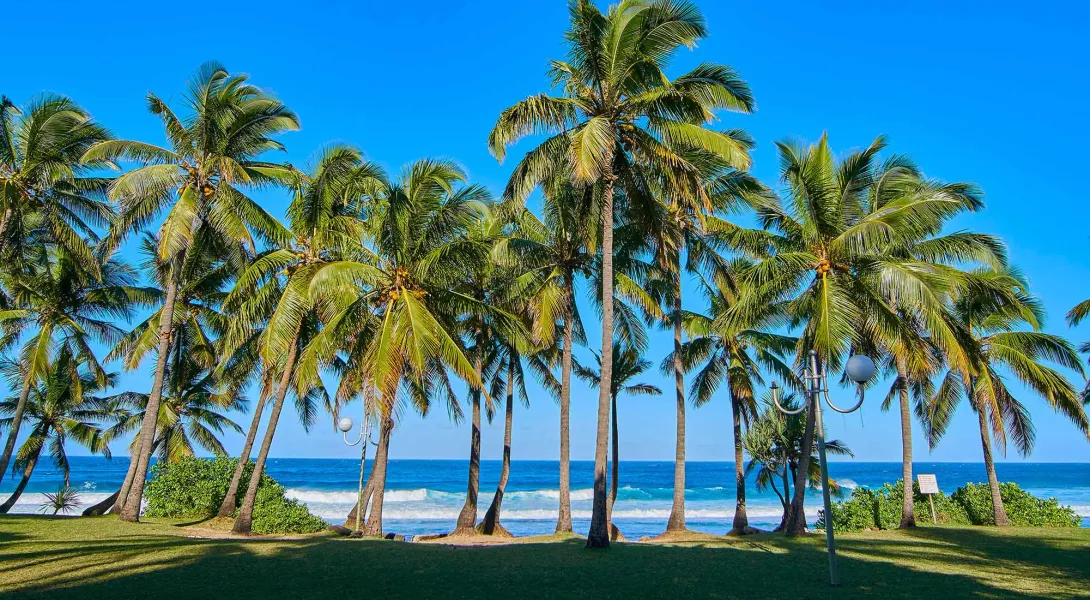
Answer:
[852, 154, 1005, 529]
[574, 343, 662, 541]
[83, 62, 299, 521]
[0, 348, 116, 513]
[632, 153, 761, 535]
[742, 394, 852, 530]
[489, 0, 754, 547]
[451, 212, 507, 536]
[0, 253, 144, 483]
[222, 145, 380, 534]
[726, 134, 981, 535]
[0, 94, 114, 269]
[296, 159, 506, 536]
[675, 275, 795, 534]
[496, 178, 594, 534]
[928, 268, 1087, 526]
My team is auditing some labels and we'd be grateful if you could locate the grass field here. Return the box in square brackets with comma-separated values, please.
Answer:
[1, 515, 1087, 599]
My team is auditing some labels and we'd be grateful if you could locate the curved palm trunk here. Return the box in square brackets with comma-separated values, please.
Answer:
[454, 354, 484, 534]
[666, 279, 687, 532]
[555, 275, 575, 534]
[775, 461, 793, 532]
[362, 417, 393, 537]
[232, 331, 300, 534]
[120, 278, 180, 522]
[785, 387, 817, 536]
[608, 392, 624, 541]
[217, 397, 267, 518]
[587, 171, 616, 549]
[895, 356, 916, 528]
[105, 437, 164, 515]
[0, 447, 40, 513]
[730, 394, 750, 534]
[481, 357, 515, 536]
[0, 372, 35, 485]
[975, 403, 1010, 526]
[344, 469, 376, 528]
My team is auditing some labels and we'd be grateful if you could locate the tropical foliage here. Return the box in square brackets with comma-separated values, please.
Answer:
[0, 0, 1086, 548]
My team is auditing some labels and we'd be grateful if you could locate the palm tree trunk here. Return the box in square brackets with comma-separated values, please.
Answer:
[895, 355, 916, 528]
[785, 387, 817, 536]
[232, 330, 300, 534]
[119, 277, 180, 522]
[454, 354, 484, 534]
[0, 448, 40, 513]
[975, 403, 1010, 526]
[0, 206, 13, 260]
[107, 437, 164, 515]
[608, 392, 624, 541]
[217, 397, 267, 518]
[555, 273, 575, 535]
[362, 416, 393, 537]
[587, 169, 616, 549]
[0, 371, 36, 485]
[730, 394, 750, 534]
[666, 276, 687, 532]
[481, 356, 515, 536]
[344, 469, 376, 527]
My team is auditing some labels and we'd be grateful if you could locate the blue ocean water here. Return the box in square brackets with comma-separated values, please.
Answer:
[4, 458, 1088, 538]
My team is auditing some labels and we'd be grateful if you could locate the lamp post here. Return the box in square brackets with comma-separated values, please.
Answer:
[337, 413, 373, 534]
[770, 349, 876, 587]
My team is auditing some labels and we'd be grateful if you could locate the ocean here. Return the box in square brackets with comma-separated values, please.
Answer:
[3, 458, 1088, 538]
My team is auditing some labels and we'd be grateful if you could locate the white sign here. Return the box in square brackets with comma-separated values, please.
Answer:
[918, 474, 939, 495]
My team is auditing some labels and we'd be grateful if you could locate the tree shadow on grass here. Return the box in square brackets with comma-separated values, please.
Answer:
[2, 520, 1087, 600]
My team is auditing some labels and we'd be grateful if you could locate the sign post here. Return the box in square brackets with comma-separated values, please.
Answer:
[917, 474, 939, 523]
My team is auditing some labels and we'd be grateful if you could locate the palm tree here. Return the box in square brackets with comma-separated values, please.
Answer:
[575, 343, 662, 541]
[0, 94, 114, 269]
[1066, 298, 1090, 404]
[632, 153, 761, 535]
[675, 275, 795, 534]
[743, 394, 853, 530]
[298, 159, 509, 537]
[83, 62, 299, 521]
[0, 252, 144, 483]
[488, 0, 753, 548]
[222, 145, 380, 534]
[478, 339, 549, 536]
[851, 154, 1006, 529]
[92, 349, 244, 515]
[496, 178, 594, 534]
[0, 348, 116, 513]
[928, 268, 1087, 526]
[725, 134, 982, 535]
[451, 212, 507, 536]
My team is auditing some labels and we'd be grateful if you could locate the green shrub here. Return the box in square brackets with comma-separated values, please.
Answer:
[818, 479, 970, 532]
[951, 482, 1080, 527]
[143, 456, 326, 534]
[251, 482, 327, 534]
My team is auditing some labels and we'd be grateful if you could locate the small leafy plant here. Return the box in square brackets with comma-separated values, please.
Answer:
[39, 486, 81, 515]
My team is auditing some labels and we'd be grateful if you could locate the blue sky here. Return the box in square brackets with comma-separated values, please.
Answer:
[5, 1, 1089, 463]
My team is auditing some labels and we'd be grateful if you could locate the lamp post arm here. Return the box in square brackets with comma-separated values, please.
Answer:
[821, 377, 865, 414]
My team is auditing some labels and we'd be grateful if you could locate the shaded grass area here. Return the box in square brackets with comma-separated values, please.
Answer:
[1, 515, 1087, 599]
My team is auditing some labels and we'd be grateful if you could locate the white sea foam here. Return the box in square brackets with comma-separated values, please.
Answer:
[5, 492, 115, 515]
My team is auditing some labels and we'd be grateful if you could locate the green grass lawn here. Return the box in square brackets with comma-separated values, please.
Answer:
[1, 515, 1087, 599]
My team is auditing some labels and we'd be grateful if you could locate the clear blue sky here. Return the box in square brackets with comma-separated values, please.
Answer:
[5, 1, 1089, 463]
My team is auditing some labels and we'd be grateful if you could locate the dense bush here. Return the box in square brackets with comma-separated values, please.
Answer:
[250, 482, 328, 534]
[818, 480, 970, 532]
[143, 456, 325, 534]
[952, 482, 1080, 527]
